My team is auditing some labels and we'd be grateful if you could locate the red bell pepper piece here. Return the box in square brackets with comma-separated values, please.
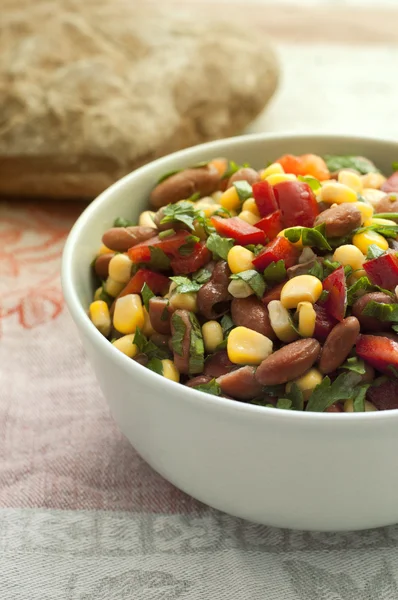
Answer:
[170, 242, 211, 275]
[118, 269, 170, 298]
[363, 252, 398, 290]
[320, 266, 347, 322]
[313, 304, 338, 342]
[273, 181, 319, 228]
[252, 181, 278, 217]
[253, 237, 300, 271]
[356, 334, 398, 377]
[381, 171, 398, 194]
[256, 210, 284, 241]
[128, 231, 192, 263]
[211, 216, 266, 245]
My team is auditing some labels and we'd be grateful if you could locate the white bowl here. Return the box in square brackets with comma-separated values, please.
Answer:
[62, 133, 398, 531]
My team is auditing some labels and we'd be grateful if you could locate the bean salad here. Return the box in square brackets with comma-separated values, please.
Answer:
[89, 153, 398, 412]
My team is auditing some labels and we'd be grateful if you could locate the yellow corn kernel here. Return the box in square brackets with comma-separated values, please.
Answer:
[296, 301, 316, 337]
[268, 300, 299, 343]
[142, 307, 155, 337]
[370, 217, 397, 226]
[169, 292, 198, 312]
[113, 293, 145, 334]
[220, 186, 241, 212]
[112, 334, 138, 358]
[227, 279, 253, 299]
[227, 246, 255, 274]
[333, 244, 365, 271]
[238, 210, 261, 226]
[227, 326, 273, 365]
[242, 198, 260, 216]
[89, 300, 111, 336]
[108, 253, 133, 283]
[352, 230, 389, 255]
[361, 188, 386, 207]
[138, 210, 156, 227]
[286, 368, 323, 401]
[104, 276, 125, 297]
[266, 173, 297, 186]
[280, 275, 323, 309]
[202, 321, 224, 353]
[352, 201, 373, 225]
[212, 190, 223, 202]
[361, 172, 386, 190]
[344, 398, 377, 413]
[162, 359, 180, 383]
[318, 182, 358, 204]
[195, 197, 220, 218]
[98, 244, 113, 255]
[260, 162, 284, 180]
[278, 228, 303, 249]
[337, 170, 363, 193]
[94, 286, 103, 301]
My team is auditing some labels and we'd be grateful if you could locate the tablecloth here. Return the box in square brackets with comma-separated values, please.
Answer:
[3, 3, 398, 598]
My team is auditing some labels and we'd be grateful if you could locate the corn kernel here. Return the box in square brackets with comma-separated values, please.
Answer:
[266, 173, 297, 186]
[112, 334, 138, 358]
[370, 217, 397, 226]
[338, 170, 363, 193]
[202, 321, 224, 353]
[280, 275, 323, 309]
[113, 293, 145, 334]
[162, 359, 180, 382]
[260, 162, 284, 180]
[227, 326, 273, 365]
[142, 307, 155, 337]
[169, 292, 198, 312]
[361, 173, 386, 190]
[278, 228, 303, 249]
[344, 398, 377, 413]
[361, 188, 386, 207]
[98, 244, 113, 255]
[108, 253, 133, 283]
[227, 246, 255, 274]
[220, 186, 241, 212]
[296, 301, 316, 337]
[212, 191, 223, 202]
[104, 276, 125, 297]
[352, 201, 374, 225]
[333, 244, 365, 271]
[268, 300, 299, 343]
[138, 210, 156, 227]
[227, 279, 253, 299]
[242, 198, 260, 216]
[238, 210, 260, 225]
[352, 230, 389, 255]
[286, 368, 323, 401]
[94, 286, 103, 301]
[318, 182, 358, 204]
[89, 300, 111, 336]
[195, 198, 221, 218]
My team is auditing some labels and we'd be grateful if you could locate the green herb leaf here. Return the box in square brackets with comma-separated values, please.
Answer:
[353, 385, 370, 412]
[206, 233, 235, 261]
[160, 201, 198, 230]
[263, 260, 287, 284]
[276, 398, 293, 410]
[307, 260, 324, 281]
[356, 224, 398, 239]
[141, 282, 155, 311]
[169, 276, 202, 294]
[221, 160, 250, 180]
[323, 155, 379, 175]
[188, 312, 205, 374]
[178, 234, 200, 256]
[192, 379, 221, 396]
[171, 313, 186, 356]
[192, 266, 213, 284]
[98, 287, 113, 305]
[146, 357, 164, 375]
[221, 314, 235, 336]
[298, 175, 322, 192]
[133, 327, 169, 360]
[340, 356, 366, 375]
[285, 383, 304, 411]
[346, 276, 393, 305]
[344, 265, 353, 278]
[283, 225, 332, 251]
[148, 247, 171, 271]
[374, 212, 398, 221]
[323, 259, 341, 277]
[366, 244, 386, 259]
[245, 244, 264, 256]
[306, 372, 362, 412]
[186, 192, 201, 202]
[392, 324, 398, 334]
[362, 301, 398, 322]
[392, 162, 398, 172]
[233, 181, 253, 202]
[319, 290, 329, 303]
[230, 270, 266, 298]
[113, 216, 135, 227]
[157, 169, 182, 184]
[158, 228, 176, 240]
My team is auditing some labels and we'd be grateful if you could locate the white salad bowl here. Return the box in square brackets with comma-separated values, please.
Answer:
[62, 133, 398, 531]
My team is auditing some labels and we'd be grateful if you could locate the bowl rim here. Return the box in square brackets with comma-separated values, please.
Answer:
[62, 131, 398, 423]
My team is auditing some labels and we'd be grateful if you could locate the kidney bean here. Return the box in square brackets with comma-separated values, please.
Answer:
[314, 203, 362, 238]
[287, 258, 323, 279]
[352, 292, 395, 332]
[197, 261, 232, 319]
[170, 310, 191, 375]
[262, 281, 286, 307]
[203, 350, 236, 378]
[389, 239, 398, 252]
[94, 253, 115, 280]
[367, 379, 398, 410]
[149, 297, 171, 335]
[217, 366, 263, 400]
[255, 339, 321, 385]
[319, 317, 360, 374]
[359, 362, 375, 384]
[372, 192, 398, 214]
[325, 403, 344, 413]
[134, 353, 149, 366]
[150, 166, 221, 208]
[102, 226, 157, 252]
[231, 296, 276, 340]
[227, 168, 261, 188]
[150, 332, 170, 350]
[186, 375, 213, 388]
